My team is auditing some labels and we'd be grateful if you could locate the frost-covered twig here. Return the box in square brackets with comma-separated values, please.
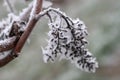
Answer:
[19, 3, 33, 22]
[0, 50, 15, 67]
[0, 13, 26, 66]
[13, 0, 43, 55]
[0, 0, 43, 67]
[36, 8, 73, 24]
[0, 36, 16, 52]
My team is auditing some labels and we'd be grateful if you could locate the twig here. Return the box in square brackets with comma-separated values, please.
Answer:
[13, 0, 43, 55]
[4, 0, 15, 13]
[19, 3, 33, 22]
[0, 0, 43, 67]
[0, 52, 15, 67]
[36, 8, 73, 24]
[0, 36, 16, 52]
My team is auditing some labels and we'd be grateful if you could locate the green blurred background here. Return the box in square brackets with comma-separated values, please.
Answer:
[0, 0, 120, 80]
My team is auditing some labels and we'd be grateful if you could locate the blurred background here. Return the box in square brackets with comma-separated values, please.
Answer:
[0, 0, 120, 80]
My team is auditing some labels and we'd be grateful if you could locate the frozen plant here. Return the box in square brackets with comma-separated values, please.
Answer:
[0, 0, 98, 73]
[40, 8, 98, 72]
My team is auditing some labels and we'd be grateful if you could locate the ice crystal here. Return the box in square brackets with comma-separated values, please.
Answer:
[42, 8, 98, 73]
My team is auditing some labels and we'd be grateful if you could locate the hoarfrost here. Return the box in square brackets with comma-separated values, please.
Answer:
[41, 8, 98, 73]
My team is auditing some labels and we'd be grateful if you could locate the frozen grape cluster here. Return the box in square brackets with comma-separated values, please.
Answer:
[42, 8, 98, 73]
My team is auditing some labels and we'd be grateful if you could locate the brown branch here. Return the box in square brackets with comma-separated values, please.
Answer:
[14, 0, 43, 55]
[0, 36, 16, 52]
[0, 37, 16, 67]
[0, 52, 15, 67]
[0, 0, 43, 67]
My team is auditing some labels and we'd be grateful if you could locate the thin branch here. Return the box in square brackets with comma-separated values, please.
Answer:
[0, 9, 33, 53]
[19, 3, 33, 22]
[36, 8, 74, 25]
[0, 0, 42, 67]
[0, 52, 15, 67]
[0, 36, 16, 52]
[4, 0, 15, 13]
[13, 0, 43, 55]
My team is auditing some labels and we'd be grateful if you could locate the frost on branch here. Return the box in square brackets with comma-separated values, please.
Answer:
[0, 0, 98, 72]
[0, 13, 26, 59]
[41, 8, 98, 73]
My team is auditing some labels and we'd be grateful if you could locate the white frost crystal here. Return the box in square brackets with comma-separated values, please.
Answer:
[42, 8, 98, 73]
